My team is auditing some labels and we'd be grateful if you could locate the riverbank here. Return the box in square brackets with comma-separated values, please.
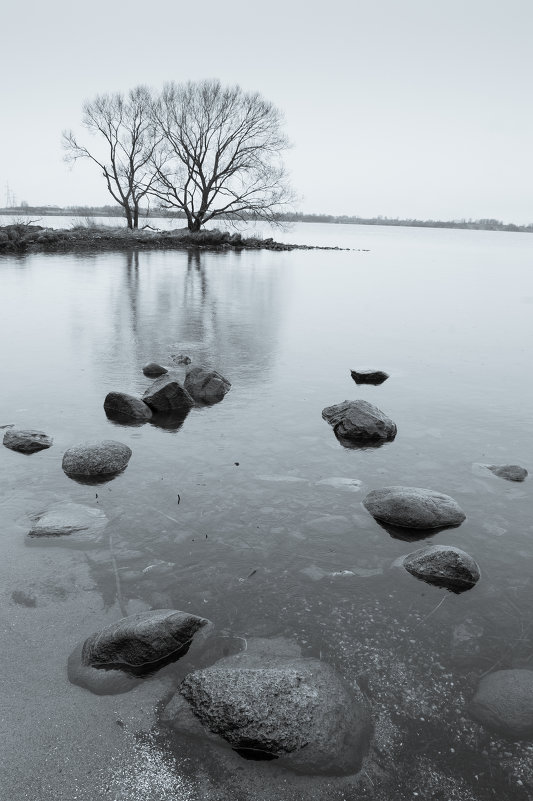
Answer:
[0, 224, 350, 254]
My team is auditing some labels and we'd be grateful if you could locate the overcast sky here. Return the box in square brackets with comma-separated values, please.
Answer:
[1, 0, 532, 222]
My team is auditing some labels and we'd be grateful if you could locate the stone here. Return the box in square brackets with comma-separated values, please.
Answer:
[403, 545, 480, 591]
[103, 392, 152, 421]
[142, 377, 194, 412]
[3, 428, 53, 454]
[363, 486, 466, 529]
[142, 362, 168, 377]
[161, 637, 371, 775]
[350, 369, 389, 385]
[62, 440, 132, 479]
[68, 609, 212, 695]
[27, 502, 108, 545]
[171, 354, 192, 365]
[322, 400, 397, 446]
[469, 670, 533, 738]
[488, 464, 528, 482]
[184, 366, 231, 404]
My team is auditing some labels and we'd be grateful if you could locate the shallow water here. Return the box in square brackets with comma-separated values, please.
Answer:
[1, 224, 532, 799]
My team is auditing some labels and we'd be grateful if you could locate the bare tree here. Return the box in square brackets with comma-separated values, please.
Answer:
[62, 87, 159, 229]
[149, 80, 295, 231]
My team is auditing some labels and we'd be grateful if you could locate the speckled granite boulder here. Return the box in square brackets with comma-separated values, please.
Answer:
[322, 400, 396, 445]
[403, 544, 480, 591]
[3, 428, 53, 454]
[162, 637, 372, 775]
[142, 377, 194, 411]
[184, 367, 231, 404]
[469, 670, 533, 738]
[363, 486, 466, 529]
[103, 392, 152, 421]
[62, 440, 132, 478]
[142, 362, 168, 377]
[488, 464, 528, 482]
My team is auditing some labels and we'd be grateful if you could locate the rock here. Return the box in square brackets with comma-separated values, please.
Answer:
[161, 637, 371, 775]
[68, 610, 212, 695]
[142, 362, 168, 377]
[315, 477, 362, 492]
[171, 354, 192, 365]
[403, 545, 480, 592]
[363, 486, 466, 529]
[350, 369, 389, 385]
[142, 377, 194, 412]
[11, 590, 37, 607]
[3, 428, 53, 454]
[27, 502, 108, 545]
[451, 619, 484, 663]
[103, 392, 152, 421]
[322, 400, 397, 446]
[62, 440, 132, 479]
[488, 464, 528, 482]
[469, 670, 533, 738]
[184, 366, 231, 404]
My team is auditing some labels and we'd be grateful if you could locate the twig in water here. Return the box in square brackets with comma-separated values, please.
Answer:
[415, 595, 447, 628]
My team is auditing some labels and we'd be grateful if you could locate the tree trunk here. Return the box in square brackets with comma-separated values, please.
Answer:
[189, 216, 203, 232]
[133, 205, 139, 229]
[124, 205, 134, 230]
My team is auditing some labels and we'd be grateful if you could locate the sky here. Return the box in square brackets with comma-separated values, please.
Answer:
[1, 0, 533, 223]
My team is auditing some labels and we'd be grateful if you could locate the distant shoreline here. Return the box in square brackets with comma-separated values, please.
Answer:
[0, 207, 531, 234]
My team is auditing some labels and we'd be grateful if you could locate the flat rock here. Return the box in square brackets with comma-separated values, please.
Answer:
[62, 440, 132, 479]
[142, 377, 194, 412]
[103, 392, 152, 421]
[161, 637, 371, 775]
[27, 502, 108, 545]
[3, 428, 53, 454]
[350, 369, 389, 385]
[488, 464, 528, 482]
[322, 400, 396, 445]
[68, 609, 212, 695]
[184, 366, 231, 404]
[363, 486, 466, 529]
[403, 544, 480, 592]
[142, 362, 168, 377]
[469, 670, 533, 738]
[315, 477, 362, 492]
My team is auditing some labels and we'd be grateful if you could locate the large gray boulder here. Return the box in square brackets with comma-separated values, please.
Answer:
[184, 366, 231, 404]
[161, 637, 371, 775]
[142, 362, 168, 377]
[322, 400, 396, 445]
[403, 544, 480, 591]
[62, 440, 132, 479]
[103, 392, 152, 421]
[469, 670, 533, 738]
[142, 376, 194, 412]
[3, 428, 53, 454]
[488, 464, 528, 482]
[363, 486, 466, 529]
[68, 610, 212, 695]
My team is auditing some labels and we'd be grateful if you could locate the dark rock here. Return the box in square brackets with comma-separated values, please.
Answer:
[11, 590, 37, 607]
[184, 366, 231, 404]
[142, 362, 168, 377]
[161, 637, 371, 775]
[403, 544, 480, 592]
[350, 369, 389, 385]
[68, 609, 212, 695]
[143, 377, 194, 412]
[103, 391, 152, 421]
[3, 428, 53, 454]
[62, 440, 132, 479]
[488, 464, 528, 482]
[27, 502, 108, 545]
[363, 486, 466, 529]
[469, 670, 533, 738]
[171, 354, 192, 365]
[322, 400, 396, 446]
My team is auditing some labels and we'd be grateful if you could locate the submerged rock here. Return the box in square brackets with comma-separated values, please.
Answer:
[184, 366, 231, 404]
[62, 440, 132, 479]
[143, 377, 194, 412]
[403, 544, 480, 592]
[322, 400, 397, 446]
[363, 486, 466, 529]
[104, 392, 152, 421]
[171, 354, 192, 365]
[3, 428, 53, 454]
[27, 502, 108, 545]
[350, 369, 389, 385]
[142, 362, 168, 377]
[68, 609, 212, 695]
[161, 637, 372, 775]
[488, 464, 528, 482]
[469, 670, 533, 738]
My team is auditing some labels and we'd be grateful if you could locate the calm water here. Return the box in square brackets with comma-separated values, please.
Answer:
[1, 223, 532, 800]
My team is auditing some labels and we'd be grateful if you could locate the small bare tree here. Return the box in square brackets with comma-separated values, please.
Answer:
[149, 80, 294, 231]
[63, 87, 159, 229]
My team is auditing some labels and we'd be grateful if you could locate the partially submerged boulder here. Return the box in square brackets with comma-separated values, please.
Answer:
[142, 362, 168, 377]
[27, 502, 108, 546]
[469, 670, 533, 738]
[363, 486, 466, 529]
[350, 369, 389, 385]
[161, 637, 372, 775]
[171, 354, 192, 365]
[403, 544, 480, 592]
[184, 366, 231, 404]
[322, 400, 396, 446]
[3, 428, 53, 454]
[142, 376, 194, 412]
[62, 440, 132, 480]
[68, 609, 212, 695]
[103, 391, 152, 421]
[488, 464, 528, 482]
